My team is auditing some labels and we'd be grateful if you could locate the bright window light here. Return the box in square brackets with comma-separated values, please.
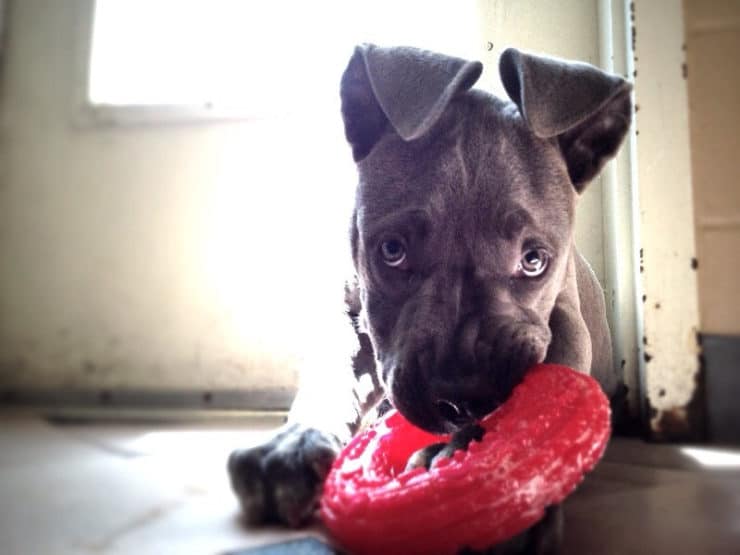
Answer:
[681, 447, 740, 469]
[88, 0, 480, 115]
[83, 0, 482, 398]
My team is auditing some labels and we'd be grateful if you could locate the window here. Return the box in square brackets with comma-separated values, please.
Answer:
[87, 0, 481, 123]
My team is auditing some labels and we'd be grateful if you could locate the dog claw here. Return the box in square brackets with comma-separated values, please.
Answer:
[405, 423, 485, 471]
[405, 442, 448, 472]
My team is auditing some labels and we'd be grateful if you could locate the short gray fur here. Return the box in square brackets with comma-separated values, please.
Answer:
[229, 44, 632, 553]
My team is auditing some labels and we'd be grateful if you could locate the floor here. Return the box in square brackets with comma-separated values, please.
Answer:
[0, 413, 739, 555]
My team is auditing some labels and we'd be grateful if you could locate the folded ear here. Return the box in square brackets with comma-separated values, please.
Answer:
[340, 44, 483, 161]
[499, 48, 632, 191]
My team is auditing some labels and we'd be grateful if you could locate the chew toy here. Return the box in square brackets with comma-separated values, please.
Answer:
[320, 364, 610, 555]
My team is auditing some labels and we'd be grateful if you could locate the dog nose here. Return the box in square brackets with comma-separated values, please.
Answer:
[435, 398, 475, 428]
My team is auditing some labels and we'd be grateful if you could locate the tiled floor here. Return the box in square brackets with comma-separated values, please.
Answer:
[1, 413, 739, 554]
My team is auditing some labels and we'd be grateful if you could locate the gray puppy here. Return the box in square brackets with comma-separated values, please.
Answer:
[229, 44, 631, 552]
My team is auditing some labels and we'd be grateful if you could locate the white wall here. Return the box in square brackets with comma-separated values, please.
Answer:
[0, 0, 358, 393]
[633, 0, 702, 439]
[0, 0, 607, 395]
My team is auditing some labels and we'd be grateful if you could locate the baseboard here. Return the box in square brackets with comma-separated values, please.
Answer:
[0, 386, 296, 413]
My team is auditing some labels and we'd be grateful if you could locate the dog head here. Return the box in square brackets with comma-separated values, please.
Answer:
[341, 45, 631, 433]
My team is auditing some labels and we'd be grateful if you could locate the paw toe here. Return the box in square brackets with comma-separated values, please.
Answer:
[228, 427, 340, 528]
[228, 448, 269, 525]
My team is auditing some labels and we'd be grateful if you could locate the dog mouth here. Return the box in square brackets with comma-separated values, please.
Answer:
[388, 379, 504, 435]
[389, 375, 517, 472]
[434, 396, 501, 426]
[382, 317, 550, 434]
[386, 361, 524, 435]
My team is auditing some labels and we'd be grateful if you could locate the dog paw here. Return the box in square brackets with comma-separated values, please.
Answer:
[227, 424, 341, 527]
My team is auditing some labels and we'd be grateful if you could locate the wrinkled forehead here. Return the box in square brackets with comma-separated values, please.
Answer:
[355, 93, 576, 239]
[356, 130, 460, 222]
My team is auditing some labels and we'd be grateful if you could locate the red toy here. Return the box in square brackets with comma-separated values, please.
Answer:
[320, 364, 611, 555]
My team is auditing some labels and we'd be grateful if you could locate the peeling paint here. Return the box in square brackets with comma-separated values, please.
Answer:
[634, 1, 702, 441]
[651, 407, 690, 438]
[648, 355, 706, 441]
[687, 327, 702, 357]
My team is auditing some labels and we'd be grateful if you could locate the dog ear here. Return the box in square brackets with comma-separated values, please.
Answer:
[340, 44, 483, 161]
[499, 48, 632, 191]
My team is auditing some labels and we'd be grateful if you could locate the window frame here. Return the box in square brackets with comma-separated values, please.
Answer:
[75, 0, 284, 127]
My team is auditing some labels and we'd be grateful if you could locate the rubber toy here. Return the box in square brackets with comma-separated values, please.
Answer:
[320, 364, 611, 555]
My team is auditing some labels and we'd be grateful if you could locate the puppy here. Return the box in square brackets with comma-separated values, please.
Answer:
[229, 44, 631, 552]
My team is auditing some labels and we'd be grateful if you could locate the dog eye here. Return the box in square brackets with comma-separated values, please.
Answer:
[380, 237, 407, 267]
[518, 249, 549, 277]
